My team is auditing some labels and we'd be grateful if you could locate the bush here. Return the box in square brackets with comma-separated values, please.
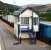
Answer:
[39, 12, 51, 21]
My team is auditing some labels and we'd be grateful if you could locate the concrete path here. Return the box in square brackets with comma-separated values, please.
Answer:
[0, 19, 51, 50]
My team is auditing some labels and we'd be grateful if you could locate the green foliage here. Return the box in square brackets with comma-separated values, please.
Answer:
[47, 10, 51, 12]
[39, 12, 51, 21]
[0, 1, 20, 16]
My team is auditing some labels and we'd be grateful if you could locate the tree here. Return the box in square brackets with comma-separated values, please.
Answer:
[39, 12, 51, 21]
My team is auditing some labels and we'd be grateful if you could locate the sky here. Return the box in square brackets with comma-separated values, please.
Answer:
[0, 0, 51, 6]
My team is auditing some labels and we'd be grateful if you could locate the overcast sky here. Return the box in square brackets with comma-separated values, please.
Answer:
[0, 0, 51, 6]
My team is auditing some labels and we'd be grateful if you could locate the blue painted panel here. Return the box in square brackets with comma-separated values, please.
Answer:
[21, 28, 28, 32]
[44, 26, 51, 38]
[40, 23, 51, 39]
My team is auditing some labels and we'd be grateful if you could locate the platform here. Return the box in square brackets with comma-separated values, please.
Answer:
[0, 19, 50, 50]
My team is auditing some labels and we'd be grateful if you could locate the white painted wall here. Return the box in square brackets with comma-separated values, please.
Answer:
[20, 9, 32, 17]
[14, 22, 18, 38]
[14, 9, 39, 38]
[7, 15, 15, 23]
[19, 9, 39, 32]
[3, 16, 8, 20]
